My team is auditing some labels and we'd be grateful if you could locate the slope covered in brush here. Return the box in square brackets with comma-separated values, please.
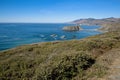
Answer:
[0, 31, 120, 80]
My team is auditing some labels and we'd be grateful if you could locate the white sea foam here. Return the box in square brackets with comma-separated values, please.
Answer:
[40, 34, 45, 37]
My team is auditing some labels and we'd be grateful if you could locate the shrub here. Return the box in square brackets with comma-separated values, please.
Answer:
[40, 53, 95, 80]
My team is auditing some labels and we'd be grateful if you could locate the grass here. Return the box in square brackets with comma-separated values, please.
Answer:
[0, 31, 120, 80]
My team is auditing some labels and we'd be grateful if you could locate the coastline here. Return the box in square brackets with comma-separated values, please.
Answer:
[0, 23, 102, 51]
[0, 31, 120, 79]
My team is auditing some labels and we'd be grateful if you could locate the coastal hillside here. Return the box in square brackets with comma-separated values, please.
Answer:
[0, 31, 120, 80]
[72, 17, 120, 31]
[72, 17, 120, 25]
[99, 22, 120, 32]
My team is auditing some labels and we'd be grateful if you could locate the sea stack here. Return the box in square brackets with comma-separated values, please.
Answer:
[62, 26, 82, 31]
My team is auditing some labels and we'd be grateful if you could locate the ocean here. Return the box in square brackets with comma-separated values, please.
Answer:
[0, 23, 102, 51]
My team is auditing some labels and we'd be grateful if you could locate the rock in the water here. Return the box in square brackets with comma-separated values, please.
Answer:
[62, 26, 82, 31]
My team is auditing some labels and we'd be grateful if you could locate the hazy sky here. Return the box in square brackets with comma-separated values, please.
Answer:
[0, 0, 120, 23]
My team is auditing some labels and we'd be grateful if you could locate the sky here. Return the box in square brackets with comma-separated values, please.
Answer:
[0, 0, 120, 23]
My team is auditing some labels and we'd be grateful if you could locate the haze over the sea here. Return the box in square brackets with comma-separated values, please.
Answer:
[0, 0, 120, 23]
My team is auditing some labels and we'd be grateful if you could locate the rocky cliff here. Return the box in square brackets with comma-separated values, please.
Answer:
[62, 26, 82, 31]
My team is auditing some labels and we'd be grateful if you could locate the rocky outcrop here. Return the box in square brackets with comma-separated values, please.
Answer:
[62, 26, 82, 31]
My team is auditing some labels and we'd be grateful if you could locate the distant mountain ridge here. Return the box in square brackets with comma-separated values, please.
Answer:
[72, 17, 120, 31]
[72, 17, 120, 25]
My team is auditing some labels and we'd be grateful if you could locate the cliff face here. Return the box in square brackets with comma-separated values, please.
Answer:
[62, 26, 82, 31]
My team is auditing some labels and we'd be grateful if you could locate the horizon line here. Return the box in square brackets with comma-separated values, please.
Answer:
[0, 17, 119, 23]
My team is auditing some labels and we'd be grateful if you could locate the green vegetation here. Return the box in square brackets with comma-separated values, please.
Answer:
[0, 31, 120, 80]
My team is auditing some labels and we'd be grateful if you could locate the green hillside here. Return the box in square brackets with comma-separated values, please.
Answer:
[0, 31, 120, 80]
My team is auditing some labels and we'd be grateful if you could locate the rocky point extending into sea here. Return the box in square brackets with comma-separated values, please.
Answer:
[62, 25, 82, 31]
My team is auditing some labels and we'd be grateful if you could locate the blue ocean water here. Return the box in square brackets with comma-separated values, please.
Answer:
[0, 23, 102, 51]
